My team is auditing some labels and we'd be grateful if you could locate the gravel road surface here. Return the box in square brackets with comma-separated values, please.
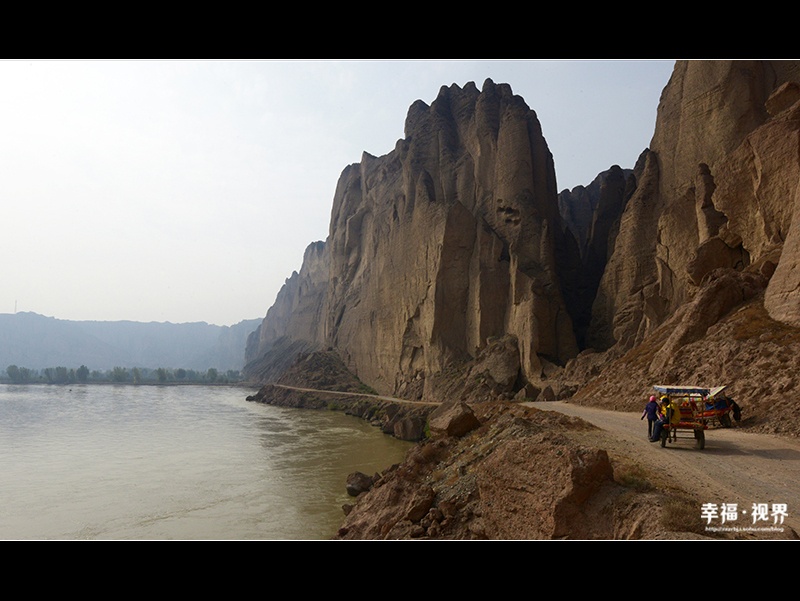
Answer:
[529, 401, 800, 538]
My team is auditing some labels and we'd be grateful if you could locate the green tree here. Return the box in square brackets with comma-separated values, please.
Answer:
[76, 365, 90, 383]
[156, 368, 169, 383]
[9, 366, 33, 383]
[112, 367, 129, 382]
[206, 368, 218, 383]
[44, 367, 70, 384]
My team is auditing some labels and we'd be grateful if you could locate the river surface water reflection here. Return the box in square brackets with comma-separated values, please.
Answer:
[0, 384, 412, 540]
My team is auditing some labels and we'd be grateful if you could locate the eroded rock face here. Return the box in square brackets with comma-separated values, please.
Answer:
[649, 268, 769, 373]
[248, 62, 800, 412]
[249, 79, 582, 398]
[589, 60, 800, 353]
[718, 91, 800, 327]
[244, 240, 329, 380]
[587, 150, 662, 351]
[325, 80, 580, 398]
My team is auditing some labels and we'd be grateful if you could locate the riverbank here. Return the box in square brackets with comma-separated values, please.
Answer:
[333, 399, 714, 539]
[246, 383, 435, 442]
[245, 350, 725, 539]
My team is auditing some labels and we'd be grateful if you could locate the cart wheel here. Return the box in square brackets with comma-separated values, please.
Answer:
[719, 413, 732, 428]
[694, 429, 705, 450]
[660, 431, 667, 448]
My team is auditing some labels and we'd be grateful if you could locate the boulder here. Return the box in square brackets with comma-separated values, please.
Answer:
[345, 471, 376, 497]
[427, 400, 480, 438]
[391, 415, 428, 442]
[405, 485, 436, 522]
[537, 385, 556, 402]
[465, 335, 521, 396]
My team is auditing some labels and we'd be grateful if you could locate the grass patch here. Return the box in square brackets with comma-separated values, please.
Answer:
[615, 463, 654, 492]
[660, 494, 706, 535]
[357, 382, 379, 395]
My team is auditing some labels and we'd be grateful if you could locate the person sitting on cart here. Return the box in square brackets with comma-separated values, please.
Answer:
[650, 396, 680, 442]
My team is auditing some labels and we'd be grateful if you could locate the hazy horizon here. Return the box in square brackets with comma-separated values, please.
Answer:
[0, 310, 260, 373]
[2, 59, 675, 327]
[0, 308, 261, 327]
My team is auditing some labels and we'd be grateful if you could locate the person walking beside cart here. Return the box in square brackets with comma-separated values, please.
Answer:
[650, 396, 680, 442]
[641, 395, 659, 439]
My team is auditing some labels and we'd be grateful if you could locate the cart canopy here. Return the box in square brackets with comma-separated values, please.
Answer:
[653, 385, 727, 397]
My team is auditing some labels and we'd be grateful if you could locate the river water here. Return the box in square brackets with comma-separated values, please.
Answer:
[0, 383, 412, 540]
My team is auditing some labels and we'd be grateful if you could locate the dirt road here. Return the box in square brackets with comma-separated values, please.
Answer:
[272, 384, 439, 406]
[529, 401, 800, 538]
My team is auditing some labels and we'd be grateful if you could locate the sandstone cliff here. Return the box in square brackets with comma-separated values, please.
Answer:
[247, 80, 584, 398]
[243, 60, 800, 540]
[244, 240, 329, 382]
[588, 61, 800, 356]
[246, 61, 800, 436]
[566, 60, 800, 437]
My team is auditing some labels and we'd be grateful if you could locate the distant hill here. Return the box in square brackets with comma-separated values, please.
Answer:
[0, 312, 261, 372]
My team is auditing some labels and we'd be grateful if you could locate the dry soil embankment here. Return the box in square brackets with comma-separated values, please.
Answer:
[530, 401, 800, 537]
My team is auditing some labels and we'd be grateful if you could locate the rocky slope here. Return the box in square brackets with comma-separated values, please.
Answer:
[334, 400, 709, 540]
[245, 60, 800, 539]
[586, 61, 800, 356]
[246, 350, 435, 442]
[561, 62, 800, 438]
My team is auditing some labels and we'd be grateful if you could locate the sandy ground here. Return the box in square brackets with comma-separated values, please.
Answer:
[529, 401, 800, 538]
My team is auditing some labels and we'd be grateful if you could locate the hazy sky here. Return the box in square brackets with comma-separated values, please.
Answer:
[1, 59, 675, 326]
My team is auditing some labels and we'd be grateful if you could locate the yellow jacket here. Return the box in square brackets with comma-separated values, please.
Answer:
[666, 400, 682, 424]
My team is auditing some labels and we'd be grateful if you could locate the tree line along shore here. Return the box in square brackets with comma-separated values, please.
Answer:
[3, 364, 246, 385]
